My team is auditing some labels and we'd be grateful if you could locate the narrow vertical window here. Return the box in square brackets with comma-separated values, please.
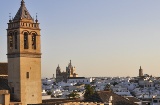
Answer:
[12, 87, 14, 93]
[9, 33, 13, 49]
[26, 72, 29, 78]
[15, 32, 18, 49]
[24, 32, 28, 49]
[32, 34, 36, 49]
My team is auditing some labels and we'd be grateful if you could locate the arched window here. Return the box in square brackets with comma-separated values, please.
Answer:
[9, 33, 13, 49]
[32, 33, 36, 49]
[24, 32, 28, 49]
[14, 32, 18, 49]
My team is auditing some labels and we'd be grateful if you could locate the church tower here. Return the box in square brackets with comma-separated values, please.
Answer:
[7, 0, 42, 104]
[139, 66, 143, 77]
[66, 60, 78, 78]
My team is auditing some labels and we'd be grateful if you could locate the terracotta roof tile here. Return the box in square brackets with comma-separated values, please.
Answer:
[86, 91, 138, 105]
[124, 96, 141, 103]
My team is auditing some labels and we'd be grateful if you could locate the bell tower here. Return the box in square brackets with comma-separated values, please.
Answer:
[139, 66, 143, 77]
[7, 0, 42, 104]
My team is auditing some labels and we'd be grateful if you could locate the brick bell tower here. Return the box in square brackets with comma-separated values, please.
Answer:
[7, 0, 42, 104]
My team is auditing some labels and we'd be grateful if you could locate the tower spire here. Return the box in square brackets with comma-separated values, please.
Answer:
[13, 0, 32, 21]
[139, 66, 143, 77]
[21, 0, 25, 5]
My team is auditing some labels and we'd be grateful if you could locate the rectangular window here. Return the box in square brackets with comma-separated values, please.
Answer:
[25, 11, 27, 15]
[24, 33, 28, 49]
[9, 35, 13, 48]
[12, 87, 14, 93]
[26, 72, 29, 78]
[153, 100, 158, 103]
[15, 33, 17, 49]
[32, 34, 36, 49]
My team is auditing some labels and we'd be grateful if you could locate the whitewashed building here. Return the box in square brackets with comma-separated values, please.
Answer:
[67, 77, 92, 84]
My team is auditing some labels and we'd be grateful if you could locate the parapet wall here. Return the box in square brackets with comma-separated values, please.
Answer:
[0, 90, 10, 105]
[0, 90, 9, 94]
[62, 102, 111, 105]
[28, 102, 112, 105]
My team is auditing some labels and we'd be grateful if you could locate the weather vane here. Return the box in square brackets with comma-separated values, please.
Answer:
[35, 13, 38, 23]
[9, 13, 11, 20]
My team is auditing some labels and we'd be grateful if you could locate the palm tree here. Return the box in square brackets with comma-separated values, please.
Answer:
[84, 84, 95, 100]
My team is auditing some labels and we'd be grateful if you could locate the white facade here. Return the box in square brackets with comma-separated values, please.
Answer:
[67, 77, 92, 84]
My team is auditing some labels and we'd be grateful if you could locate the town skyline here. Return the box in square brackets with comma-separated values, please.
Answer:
[1, 0, 160, 77]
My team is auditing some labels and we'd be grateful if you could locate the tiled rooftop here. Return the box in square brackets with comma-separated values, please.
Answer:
[124, 96, 141, 103]
[85, 91, 138, 105]
[68, 77, 85, 79]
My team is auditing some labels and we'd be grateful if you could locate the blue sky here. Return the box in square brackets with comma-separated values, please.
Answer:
[1, 0, 160, 77]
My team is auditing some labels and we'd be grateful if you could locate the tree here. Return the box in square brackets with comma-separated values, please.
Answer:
[104, 84, 111, 91]
[113, 82, 118, 86]
[84, 84, 95, 100]
[67, 91, 80, 99]
[46, 91, 52, 95]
